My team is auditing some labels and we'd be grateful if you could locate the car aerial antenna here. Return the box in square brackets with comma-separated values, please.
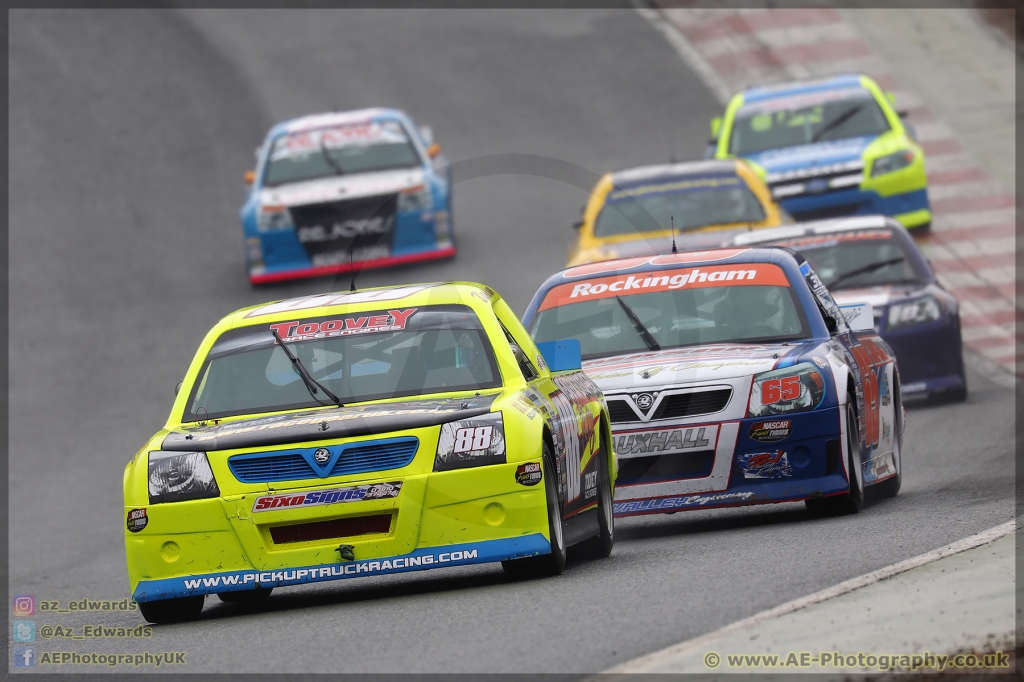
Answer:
[671, 215, 677, 254]
[348, 245, 357, 292]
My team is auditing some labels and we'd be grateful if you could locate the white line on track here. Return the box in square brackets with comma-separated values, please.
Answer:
[601, 519, 1017, 674]
[632, 2, 732, 105]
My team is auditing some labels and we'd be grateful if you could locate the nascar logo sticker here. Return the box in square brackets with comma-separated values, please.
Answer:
[126, 508, 148, 533]
[748, 419, 792, 443]
[252, 482, 402, 512]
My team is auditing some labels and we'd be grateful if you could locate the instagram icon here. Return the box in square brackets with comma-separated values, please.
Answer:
[12, 595, 35, 617]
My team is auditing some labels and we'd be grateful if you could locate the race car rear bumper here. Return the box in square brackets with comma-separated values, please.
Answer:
[248, 245, 456, 284]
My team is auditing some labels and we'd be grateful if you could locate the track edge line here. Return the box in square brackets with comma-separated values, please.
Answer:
[630, 1, 732, 106]
[599, 518, 1017, 675]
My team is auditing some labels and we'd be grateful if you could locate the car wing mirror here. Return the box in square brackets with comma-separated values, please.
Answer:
[419, 125, 434, 146]
[840, 303, 874, 332]
[426, 143, 442, 159]
[572, 218, 584, 230]
[536, 339, 582, 372]
[243, 170, 255, 185]
[174, 380, 183, 396]
[710, 116, 723, 138]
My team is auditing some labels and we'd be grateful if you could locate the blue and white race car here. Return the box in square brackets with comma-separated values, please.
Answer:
[241, 108, 455, 284]
[524, 247, 905, 517]
[727, 216, 966, 401]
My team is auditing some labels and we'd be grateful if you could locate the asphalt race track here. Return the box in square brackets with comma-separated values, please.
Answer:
[8, 8, 1016, 674]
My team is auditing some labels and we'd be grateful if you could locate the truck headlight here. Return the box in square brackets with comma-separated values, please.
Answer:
[871, 150, 915, 177]
[434, 412, 506, 472]
[398, 184, 432, 212]
[148, 451, 220, 504]
[888, 296, 942, 330]
[748, 363, 825, 417]
[257, 205, 294, 231]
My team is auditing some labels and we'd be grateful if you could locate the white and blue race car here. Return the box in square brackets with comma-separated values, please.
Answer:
[523, 247, 905, 517]
[241, 108, 455, 284]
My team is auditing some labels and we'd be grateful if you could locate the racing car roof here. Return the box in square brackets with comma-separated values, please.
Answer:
[216, 282, 500, 333]
[608, 159, 742, 189]
[722, 215, 935, 284]
[739, 73, 867, 103]
[271, 108, 411, 137]
[727, 215, 897, 245]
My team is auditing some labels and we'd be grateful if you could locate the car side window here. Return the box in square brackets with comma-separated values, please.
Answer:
[499, 322, 539, 381]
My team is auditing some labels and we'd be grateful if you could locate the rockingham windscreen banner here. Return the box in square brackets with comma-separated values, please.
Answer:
[539, 263, 790, 311]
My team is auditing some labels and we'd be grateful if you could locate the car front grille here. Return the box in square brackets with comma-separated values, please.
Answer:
[229, 438, 418, 483]
[766, 160, 864, 200]
[652, 389, 732, 420]
[288, 193, 398, 263]
[789, 203, 863, 222]
[607, 399, 639, 424]
[270, 513, 393, 544]
[607, 389, 732, 424]
[616, 450, 716, 485]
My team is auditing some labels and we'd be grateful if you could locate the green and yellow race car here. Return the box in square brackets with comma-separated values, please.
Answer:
[124, 283, 615, 623]
[709, 74, 930, 229]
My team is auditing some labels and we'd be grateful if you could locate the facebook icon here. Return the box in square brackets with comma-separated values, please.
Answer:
[14, 646, 35, 668]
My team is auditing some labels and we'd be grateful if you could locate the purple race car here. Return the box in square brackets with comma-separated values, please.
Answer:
[728, 215, 966, 402]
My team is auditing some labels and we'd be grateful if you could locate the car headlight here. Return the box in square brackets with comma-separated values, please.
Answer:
[398, 184, 432, 212]
[871, 150, 915, 177]
[148, 451, 220, 504]
[748, 362, 825, 417]
[434, 412, 506, 472]
[888, 295, 942, 330]
[257, 205, 294, 231]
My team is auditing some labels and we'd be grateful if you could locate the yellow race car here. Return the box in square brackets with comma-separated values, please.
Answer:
[568, 159, 785, 267]
[124, 283, 615, 623]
